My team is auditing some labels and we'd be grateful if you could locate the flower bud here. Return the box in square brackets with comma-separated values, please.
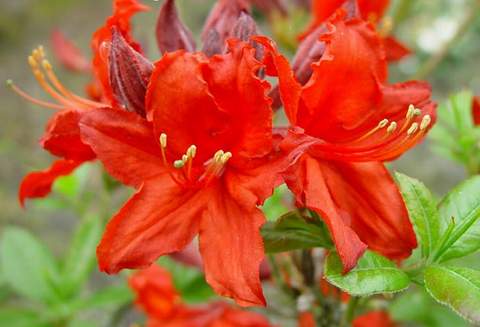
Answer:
[156, 0, 196, 54]
[109, 27, 153, 117]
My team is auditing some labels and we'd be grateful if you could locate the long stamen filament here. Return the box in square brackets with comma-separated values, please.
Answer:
[6, 80, 64, 110]
[354, 118, 389, 142]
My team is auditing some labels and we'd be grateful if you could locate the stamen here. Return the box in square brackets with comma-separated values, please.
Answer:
[354, 119, 389, 142]
[420, 115, 432, 130]
[220, 152, 232, 164]
[413, 108, 422, 116]
[159, 133, 168, 166]
[174, 160, 185, 168]
[386, 121, 397, 134]
[407, 122, 419, 136]
[6, 79, 64, 110]
[185, 145, 197, 179]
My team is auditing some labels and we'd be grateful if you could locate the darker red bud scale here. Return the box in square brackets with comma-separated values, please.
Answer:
[109, 27, 153, 117]
[156, 0, 196, 54]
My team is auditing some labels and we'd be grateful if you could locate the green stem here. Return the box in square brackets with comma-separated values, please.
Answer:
[413, 1, 480, 80]
[341, 296, 360, 327]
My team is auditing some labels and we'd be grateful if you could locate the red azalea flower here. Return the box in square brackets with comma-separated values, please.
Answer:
[256, 11, 436, 272]
[300, 0, 410, 62]
[79, 40, 284, 306]
[13, 0, 150, 206]
[352, 311, 397, 327]
[129, 265, 273, 326]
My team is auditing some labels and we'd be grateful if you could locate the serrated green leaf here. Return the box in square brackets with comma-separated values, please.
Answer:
[436, 176, 480, 262]
[324, 251, 410, 296]
[261, 211, 332, 253]
[395, 173, 440, 259]
[61, 214, 103, 297]
[425, 265, 480, 324]
[0, 227, 60, 302]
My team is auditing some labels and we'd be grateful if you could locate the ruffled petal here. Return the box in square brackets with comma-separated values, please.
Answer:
[51, 29, 90, 72]
[91, 0, 149, 101]
[19, 159, 83, 207]
[299, 18, 387, 142]
[284, 154, 367, 272]
[41, 110, 96, 161]
[199, 184, 266, 306]
[97, 175, 205, 274]
[79, 108, 165, 188]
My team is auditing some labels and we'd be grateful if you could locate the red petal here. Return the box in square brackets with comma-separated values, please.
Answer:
[79, 108, 165, 188]
[353, 310, 397, 327]
[41, 110, 96, 161]
[298, 312, 316, 327]
[298, 18, 387, 142]
[217, 303, 272, 326]
[473, 96, 480, 125]
[383, 36, 411, 62]
[97, 175, 204, 274]
[358, 0, 390, 22]
[284, 154, 367, 272]
[254, 36, 302, 124]
[129, 265, 180, 319]
[91, 0, 149, 102]
[199, 185, 266, 307]
[50, 29, 90, 72]
[19, 159, 83, 207]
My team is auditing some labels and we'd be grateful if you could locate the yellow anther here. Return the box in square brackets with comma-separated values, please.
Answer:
[37, 45, 45, 57]
[42, 59, 52, 70]
[159, 133, 167, 148]
[28, 56, 38, 68]
[187, 145, 197, 159]
[182, 154, 188, 162]
[407, 122, 419, 135]
[173, 160, 185, 168]
[406, 104, 415, 119]
[420, 115, 432, 130]
[387, 121, 397, 134]
[213, 150, 225, 162]
[5, 79, 13, 88]
[378, 119, 389, 128]
[220, 152, 232, 164]
[413, 108, 422, 116]
[34, 70, 45, 81]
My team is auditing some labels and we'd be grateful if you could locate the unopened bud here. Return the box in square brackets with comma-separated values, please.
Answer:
[156, 0, 196, 54]
[109, 27, 154, 117]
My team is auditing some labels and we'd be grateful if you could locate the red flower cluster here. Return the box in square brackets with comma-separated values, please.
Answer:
[15, 0, 436, 308]
[129, 264, 272, 326]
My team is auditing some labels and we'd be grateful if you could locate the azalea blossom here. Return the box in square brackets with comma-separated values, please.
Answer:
[79, 38, 283, 306]
[129, 264, 273, 326]
[257, 9, 436, 271]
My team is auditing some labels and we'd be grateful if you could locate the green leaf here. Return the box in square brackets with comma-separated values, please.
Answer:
[61, 214, 102, 298]
[450, 91, 474, 131]
[425, 265, 480, 324]
[0, 309, 48, 327]
[157, 257, 214, 304]
[436, 176, 480, 262]
[395, 173, 441, 259]
[262, 185, 290, 221]
[261, 211, 332, 253]
[0, 227, 60, 302]
[324, 251, 410, 296]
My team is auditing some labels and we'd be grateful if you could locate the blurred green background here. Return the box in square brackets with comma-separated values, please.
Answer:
[0, 0, 479, 325]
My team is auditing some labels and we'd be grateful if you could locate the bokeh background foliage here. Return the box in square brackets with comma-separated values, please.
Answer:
[1, 0, 480, 326]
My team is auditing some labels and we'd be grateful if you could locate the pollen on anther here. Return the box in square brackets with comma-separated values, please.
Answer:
[407, 122, 419, 135]
[174, 160, 185, 168]
[187, 145, 197, 158]
[378, 119, 389, 128]
[406, 104, 415, 119]
[420, 115, 432, 130]
[387, 121, 397, 133]
[413, 108, 422, 116]
[213, 150, 225, 162]
[159, 133, 167, 148]
[220, 152, 232, 164]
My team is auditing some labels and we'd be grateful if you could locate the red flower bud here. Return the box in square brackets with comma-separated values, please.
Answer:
[109, 27, 153, 117]
[156, 0, 196, 54]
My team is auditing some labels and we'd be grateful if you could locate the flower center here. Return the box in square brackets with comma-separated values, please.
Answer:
[7, 46, 104, 111]
[159, 133, 232, 187]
